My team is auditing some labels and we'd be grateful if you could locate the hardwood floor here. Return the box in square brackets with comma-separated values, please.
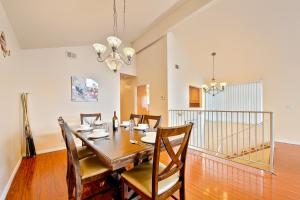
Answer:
[6, 142, 300, 200]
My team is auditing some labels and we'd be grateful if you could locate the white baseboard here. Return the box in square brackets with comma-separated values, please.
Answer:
[0, 158, 22, 200]
[36, 146, 66, 155]
[275, 140, 300, 146]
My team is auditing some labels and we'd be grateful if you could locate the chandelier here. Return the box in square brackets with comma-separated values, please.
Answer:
[201, 52, 227, 96]
[93, 0, 135, 72]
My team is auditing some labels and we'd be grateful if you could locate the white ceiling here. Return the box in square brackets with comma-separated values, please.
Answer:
[1, 0, 182, 49]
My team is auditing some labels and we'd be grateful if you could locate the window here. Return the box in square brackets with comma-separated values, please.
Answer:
[205, 81, 263, 111]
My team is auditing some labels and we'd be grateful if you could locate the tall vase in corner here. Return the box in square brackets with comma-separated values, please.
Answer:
[21, 93, 36, 157]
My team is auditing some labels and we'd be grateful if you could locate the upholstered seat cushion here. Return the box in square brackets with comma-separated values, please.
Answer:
[77, 146, 94, 160]
[79, 156, 110, 180]
[121, 161, 179, 197]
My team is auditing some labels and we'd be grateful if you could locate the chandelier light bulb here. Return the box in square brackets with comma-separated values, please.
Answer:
[107, 36, 122, 48]
[93, 43, 107, 54]
[123, 47, 135, 58]
[220, 82, 227, 87]
[201, 84, 208, 90]
[105, 56, 123, 72]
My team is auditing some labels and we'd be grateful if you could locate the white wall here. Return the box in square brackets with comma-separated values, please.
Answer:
[167, 32, 204, 110]
[135, 37, 168, 125]
[19, 46, 125, 152]
[170, 0, 300, 144]
[0, 2, 22, 198]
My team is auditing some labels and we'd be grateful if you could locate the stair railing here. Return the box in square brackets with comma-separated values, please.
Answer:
[168, 110, 274, 173]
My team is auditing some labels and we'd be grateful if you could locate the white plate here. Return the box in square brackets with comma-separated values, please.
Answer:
[141, 133, 184, 144]
[94, 121, 105, 126]
[133, 126, 148, 130]
[141, 136, 156, 144]
[145, 132, 157, 137]
[88, 131, 109, 139]
[77, 127, 93, 131]
[93, 128, 106, 133]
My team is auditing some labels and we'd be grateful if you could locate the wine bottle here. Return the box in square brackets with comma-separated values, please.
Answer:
[112, 111, 119, 131]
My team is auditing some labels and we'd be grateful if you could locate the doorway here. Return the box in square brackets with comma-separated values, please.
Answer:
[137, 84, 150, 115]
[120, 74, 136, 121]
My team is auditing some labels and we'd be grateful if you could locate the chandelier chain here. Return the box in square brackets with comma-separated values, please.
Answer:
[93, 0, 135, 72]
[123, 0, 126, 32]
[113, 0, 118, 36]
[212, 52, 215, 80]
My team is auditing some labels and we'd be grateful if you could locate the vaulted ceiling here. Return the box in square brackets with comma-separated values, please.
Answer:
[1, 0, 183, 49]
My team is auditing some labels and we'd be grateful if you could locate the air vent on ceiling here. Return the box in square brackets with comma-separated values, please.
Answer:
[65, 51, 77, 59]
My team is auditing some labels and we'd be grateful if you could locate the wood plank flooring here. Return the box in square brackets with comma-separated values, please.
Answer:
[6, 142, 300, 200]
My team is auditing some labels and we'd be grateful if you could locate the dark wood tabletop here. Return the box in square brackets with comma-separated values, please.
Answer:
[72, 126, 156, 171]
[71, 125, 184, 171]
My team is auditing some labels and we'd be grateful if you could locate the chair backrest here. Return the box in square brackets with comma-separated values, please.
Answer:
[142, 115, 161, 129]
[152, 123, 193, 198]
[129, 114, 143, 125]
[60, 120, 82, 186]
[58, 117, 67, 146]
[80, 113, 101, 125]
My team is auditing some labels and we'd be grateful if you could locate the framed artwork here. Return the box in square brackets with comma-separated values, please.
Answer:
[71, 76, 99, 102]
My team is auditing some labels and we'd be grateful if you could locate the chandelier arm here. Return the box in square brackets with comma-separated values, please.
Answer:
[115, 49, 131, 65]
[118, 51, 132, 65]
[205, 85, 223, 95]
[96, 53, 111, 63]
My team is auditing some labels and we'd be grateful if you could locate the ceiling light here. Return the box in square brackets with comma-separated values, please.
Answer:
[93, 0, 135, 72]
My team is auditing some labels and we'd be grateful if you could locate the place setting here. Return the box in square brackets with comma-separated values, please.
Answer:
[76, 123, 110, 141]
[133, 123, 149, 131]
[87, 128, 110, 140]
[76, 124, 93, 132]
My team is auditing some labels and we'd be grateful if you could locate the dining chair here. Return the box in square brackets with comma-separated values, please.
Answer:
[80, 113, 101, 125]
[121, 123, 193, 200]
[59, 117, 94, 159]
[129, 114, 143, 125]
[58, 118, 95, 194]
[142, 115, 162, 129]
[60, 119, 111, 200]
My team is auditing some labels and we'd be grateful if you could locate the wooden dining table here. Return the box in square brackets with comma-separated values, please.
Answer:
[71, 125, 181, 171]
[72, 127, 182, 171]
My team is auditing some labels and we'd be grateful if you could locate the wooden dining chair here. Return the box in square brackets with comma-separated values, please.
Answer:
[58, 117, 94, 159]
[121, 123, 193, 200]
[130, 114, 143, 125]
[58, 118, 94, 193]
[61, 119, 111, 200]
[80, 113, 101, 125]
[142, 115, 162, 129]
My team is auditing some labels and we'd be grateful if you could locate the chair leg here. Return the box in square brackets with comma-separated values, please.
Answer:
[121, 179, 126, 200]
[68, 168, 75, 198]
[75, 184, 82, 200]
[179, 185, 185, 200]
[66, 162, 71, 182]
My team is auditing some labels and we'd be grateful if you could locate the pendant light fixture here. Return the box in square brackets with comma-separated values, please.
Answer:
[201, 52, 227, 96]
[93, 0, 135, 72]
